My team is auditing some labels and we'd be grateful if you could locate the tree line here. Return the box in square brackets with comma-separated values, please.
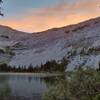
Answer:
[0, 58, 69, 73]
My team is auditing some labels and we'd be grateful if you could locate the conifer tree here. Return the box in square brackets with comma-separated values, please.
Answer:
[0, 0, 3, 16]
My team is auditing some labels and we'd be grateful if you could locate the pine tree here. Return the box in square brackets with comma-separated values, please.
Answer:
[0, 0, 3, 16]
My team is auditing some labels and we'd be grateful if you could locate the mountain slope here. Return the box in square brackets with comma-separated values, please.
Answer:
[0, 17, 100, 69]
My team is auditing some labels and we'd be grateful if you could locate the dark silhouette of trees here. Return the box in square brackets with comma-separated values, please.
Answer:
[38, 58, 69, 73]
[0, 58, 69, 73]
[0, 0, 3, 16]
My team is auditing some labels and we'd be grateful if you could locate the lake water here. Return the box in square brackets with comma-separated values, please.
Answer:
[0, 73, 64, 100]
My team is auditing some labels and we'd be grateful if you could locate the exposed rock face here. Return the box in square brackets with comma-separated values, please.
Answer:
[0, 17, 100, 69]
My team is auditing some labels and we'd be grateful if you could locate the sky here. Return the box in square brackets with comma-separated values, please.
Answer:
[0, 0, 100, 32]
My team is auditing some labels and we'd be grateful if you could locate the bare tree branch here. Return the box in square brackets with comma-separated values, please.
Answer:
[0, 0, 3, 16]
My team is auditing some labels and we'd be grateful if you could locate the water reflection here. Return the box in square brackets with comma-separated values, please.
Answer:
[0, 76, 11, 100]
[0, 74, 64, 100]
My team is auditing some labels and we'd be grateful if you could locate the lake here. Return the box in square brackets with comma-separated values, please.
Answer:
[0, 73, 64, 100]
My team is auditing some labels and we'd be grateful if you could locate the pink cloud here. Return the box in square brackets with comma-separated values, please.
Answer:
[0, 0, 99, 32]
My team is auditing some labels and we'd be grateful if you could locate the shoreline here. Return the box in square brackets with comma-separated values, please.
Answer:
[0, 72, 64, 77]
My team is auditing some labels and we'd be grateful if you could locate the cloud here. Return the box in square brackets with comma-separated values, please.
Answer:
[0, 0, 99, 32]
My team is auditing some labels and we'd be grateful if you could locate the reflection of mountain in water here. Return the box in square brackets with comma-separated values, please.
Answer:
[0, 75, 64, 100]
[0, 76, 11, 100]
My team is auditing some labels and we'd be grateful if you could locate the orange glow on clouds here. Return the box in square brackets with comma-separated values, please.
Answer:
[0, 0, 99, 32]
